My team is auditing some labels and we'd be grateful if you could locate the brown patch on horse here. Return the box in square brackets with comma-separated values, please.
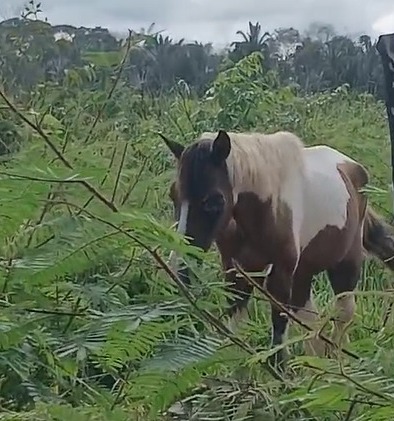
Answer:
[337, 160, 369, 189]
[217, 194, 298, 274]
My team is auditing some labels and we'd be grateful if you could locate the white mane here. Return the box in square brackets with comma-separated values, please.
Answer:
[199, 131, 306, 216]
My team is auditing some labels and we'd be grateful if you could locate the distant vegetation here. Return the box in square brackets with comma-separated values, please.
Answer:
[0, 4, 386, 97]
[0, 2, 394, 421]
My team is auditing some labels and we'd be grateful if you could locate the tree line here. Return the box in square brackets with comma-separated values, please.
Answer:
[0, 14, 385, 98]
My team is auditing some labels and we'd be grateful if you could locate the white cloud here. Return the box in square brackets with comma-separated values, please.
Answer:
[2, 0, 394, 45]
[372, 10, 394, 36]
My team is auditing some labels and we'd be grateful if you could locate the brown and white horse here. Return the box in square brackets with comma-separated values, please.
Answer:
[161, 129, 394, 366]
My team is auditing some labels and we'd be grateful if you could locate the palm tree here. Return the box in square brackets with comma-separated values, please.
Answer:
[229, 21, 271, 64]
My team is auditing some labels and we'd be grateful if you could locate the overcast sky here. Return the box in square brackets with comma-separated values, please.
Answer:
[2, 0, 394, 46]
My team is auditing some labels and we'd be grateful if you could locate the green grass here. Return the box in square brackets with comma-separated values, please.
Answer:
[0, 52, 394, 420]
[82, 51, 123, 67]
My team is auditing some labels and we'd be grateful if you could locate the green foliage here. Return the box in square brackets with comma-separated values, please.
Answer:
[0, 16, 394, 421]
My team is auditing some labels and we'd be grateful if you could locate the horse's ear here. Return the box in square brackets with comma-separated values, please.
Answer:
[211, 130, 231, 164]
[158, 133, 184, 159]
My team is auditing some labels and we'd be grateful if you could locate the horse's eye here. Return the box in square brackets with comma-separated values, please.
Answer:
[202, 193, 225, 214]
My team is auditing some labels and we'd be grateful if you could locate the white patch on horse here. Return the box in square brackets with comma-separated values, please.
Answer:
[168, 201, 189, 272]
[300, 145, 355, 249]
[199, 131, 305, 213]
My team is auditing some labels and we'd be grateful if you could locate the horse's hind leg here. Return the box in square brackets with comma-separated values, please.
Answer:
[327, 241, 363, 349]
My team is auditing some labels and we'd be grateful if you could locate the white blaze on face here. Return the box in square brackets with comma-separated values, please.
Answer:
[177, 201, 189, 235]
[168, 201, 189, 272]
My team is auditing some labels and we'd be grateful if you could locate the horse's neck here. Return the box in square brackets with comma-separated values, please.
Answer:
[215, 218, 242, 267]
[226, 133, 305, 210]
[218, 196, 276, 245]
[216, 215, 273, 271]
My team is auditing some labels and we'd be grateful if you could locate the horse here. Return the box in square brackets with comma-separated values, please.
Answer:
[161, 129, 394, 367]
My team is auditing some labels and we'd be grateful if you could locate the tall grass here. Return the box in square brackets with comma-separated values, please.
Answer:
[0, 52, 393, 420]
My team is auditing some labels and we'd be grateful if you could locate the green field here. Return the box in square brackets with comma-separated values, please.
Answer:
[1, 50, 394, 421]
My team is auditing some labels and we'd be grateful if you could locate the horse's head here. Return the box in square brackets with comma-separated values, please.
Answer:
[162, 130, 234, 258]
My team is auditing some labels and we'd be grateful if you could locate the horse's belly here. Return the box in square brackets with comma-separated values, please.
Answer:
[300, 146, 353, 250]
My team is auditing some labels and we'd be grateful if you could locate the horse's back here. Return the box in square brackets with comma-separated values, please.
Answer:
[300, 145, 368, 250]
[304, 145, 368, 189]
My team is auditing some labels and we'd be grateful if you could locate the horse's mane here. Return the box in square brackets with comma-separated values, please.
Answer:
[199, 131, 306, 214]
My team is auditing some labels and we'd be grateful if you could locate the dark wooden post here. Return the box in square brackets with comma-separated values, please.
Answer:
[376, 33, 394, 211]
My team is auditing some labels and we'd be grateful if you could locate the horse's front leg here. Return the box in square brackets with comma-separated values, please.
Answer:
[266, 265, 293, 369]
[224, 262, 254, 333]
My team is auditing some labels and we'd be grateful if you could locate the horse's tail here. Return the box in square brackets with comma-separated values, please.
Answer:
[363, 206, 394, 271]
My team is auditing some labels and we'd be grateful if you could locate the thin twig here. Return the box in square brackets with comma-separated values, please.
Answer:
[33, 142, 119, 249]
[120, 156, 149, 206]
[303, 362, 394, 404]
[0, 303, 86, 317]
[106, 249, 137, 295]
[0, 92, 118, 212]
[343, 397, 388, 408]
[82, 32, 133, 145]
[1, 258, 13, 295]
[111, 140, 128, 204]
[78, 142, 118, 214]
[344, 397, 358, 421]
[0, 90, 73, 169]
[25, 188, 56, 248]
[175, 81, 197, 135]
